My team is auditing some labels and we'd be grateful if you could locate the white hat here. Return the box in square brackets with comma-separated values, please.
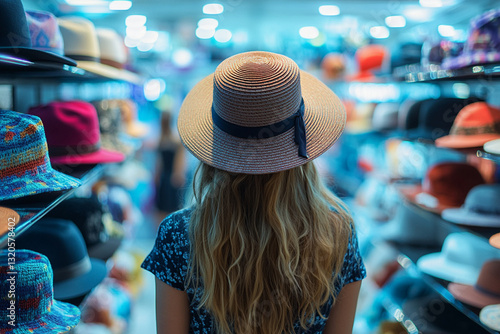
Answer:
[484, 138, 500, 155]
[417, 232, 500, 285]
[480, 304, 500, 331]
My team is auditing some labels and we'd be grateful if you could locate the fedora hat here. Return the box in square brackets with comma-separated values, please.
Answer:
[397, 162, 485, 214]
[28, 100, 125, 165]
[0, 111, 81, 201]
[448, 260, 500, 309]
[0, 1, 75, 66]
[417, 232, 500, 285]
[0, 249, 80, 333]
[480, 304, 500, 331]
[442, 9, 500, 70]
[48, 195, 123, 262]
[442, 184, 500, 227]
[16, 218, 107, 301]
[406, 97, 483, 142]
[0, 207, 19, 236]
[435, 102, 500, 148]
[177, 51, 346, 174]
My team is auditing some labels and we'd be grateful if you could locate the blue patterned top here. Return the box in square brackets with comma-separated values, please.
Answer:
[141, 207, 366, 333]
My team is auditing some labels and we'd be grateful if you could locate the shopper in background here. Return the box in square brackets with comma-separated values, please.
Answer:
[142, 51, 366, 334]
[154, 109, 186, 223]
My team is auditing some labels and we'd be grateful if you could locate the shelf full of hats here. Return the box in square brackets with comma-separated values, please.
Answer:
[0, 2, 154, 334]
[320, 7, 500, 334]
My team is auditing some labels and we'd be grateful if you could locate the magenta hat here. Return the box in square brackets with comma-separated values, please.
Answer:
[28, 101, 125, 165]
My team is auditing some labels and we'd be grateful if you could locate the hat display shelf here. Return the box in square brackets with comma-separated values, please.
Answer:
[0, 164, 104, 249]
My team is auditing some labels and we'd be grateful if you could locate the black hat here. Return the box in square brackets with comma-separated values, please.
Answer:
[0, 0, 76, 66]
[48, 195, 123, 261]
[16, 218, 107, 301]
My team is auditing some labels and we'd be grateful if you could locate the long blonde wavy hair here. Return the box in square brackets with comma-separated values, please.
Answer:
[187, 161, 353, 334]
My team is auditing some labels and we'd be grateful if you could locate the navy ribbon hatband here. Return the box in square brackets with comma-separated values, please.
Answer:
[211, 99, 308, 158]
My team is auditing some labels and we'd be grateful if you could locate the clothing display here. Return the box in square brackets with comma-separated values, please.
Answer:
[1, 1, 500, 333]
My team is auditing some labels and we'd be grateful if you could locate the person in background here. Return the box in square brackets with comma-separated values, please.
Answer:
[142, 51, 366, 334]
[154, 110, 186, 223]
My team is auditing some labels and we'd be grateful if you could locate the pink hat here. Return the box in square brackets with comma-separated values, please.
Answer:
[28, 101, 125, 165]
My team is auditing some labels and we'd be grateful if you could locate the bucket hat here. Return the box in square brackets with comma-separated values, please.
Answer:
[442, 9, 500, 70]
[442, 184, 500, 227]
[0, 111, 81, 201]
[435, 102, 500, 148]
[0, 207, 19, 235]
[0, 249, 80, 333]
[484, 138, 500, 154]
[28, 100, 125, 165]
[0, 0, 75, 66]
[417, 232, 500, 285]
[397, 162, 485, 214]
[16, 218, 107, 301]
[490, 233, 500, 249]
[177, 51, 346, 174]
[48, 196, 123, 262]
[480, 304, 500, 331]
[448, 260, 500, 308]
[406, 97, 483, 142]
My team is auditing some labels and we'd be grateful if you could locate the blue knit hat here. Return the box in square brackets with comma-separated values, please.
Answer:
[0, 110, 81, 201]
[0, 249, 81, 333]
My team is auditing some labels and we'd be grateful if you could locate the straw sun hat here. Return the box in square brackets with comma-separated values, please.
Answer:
[178, 51, 346, 174]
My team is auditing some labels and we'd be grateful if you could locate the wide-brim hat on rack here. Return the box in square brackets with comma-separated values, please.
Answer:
[177, 51, 347, 174]
[0, 250, 81, 333]
[16, 218, 108, 301]
[28, 100, 125, 166]
[0, 1, 76, 66]
[480, 304, 500, 331]
[0, 207, 20, 235]
[397, 162, 484, 214]
[417, 232, 500, 285]
[442, 184, 500, 228]
[58, 17, 141, 84]
[0, 111, 81, 201]
[448, 260, 500, 309]
[442, 9, 500, 70]
[435, 102, 500, 149]
[484, 138, 500, 154]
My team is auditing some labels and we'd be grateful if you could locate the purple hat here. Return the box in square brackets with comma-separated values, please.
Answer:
[0, 111, 81, 201]
[0, 249, 81, 333]
[443, 9, 500, 70]
[0, 0, 76, 66]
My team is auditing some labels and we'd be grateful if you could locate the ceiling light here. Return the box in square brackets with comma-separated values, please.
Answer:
[196, 27, 215, 39]
[172, 48, 194, 68]
[370, 26, 390, 39]
[198, 18, 219, 29]
[419, 0, 443, 7]
[319, 5, 340, 16]
[385, 15, 406, 28]
[299, 26, 319, 39]
[203, 3, 224, 14]
[124, 36, 139, 48]
[142, 31, 159, 44]
[109, 1, 132, 10]
[438, 24, 455, 37]
[65, 0, 108, 5]
[214, 29, 232, 43]
[137, 42, 155, 52]
[144, 79, 166, 101]
[126, 26, 147, 39]
[126, 15, 147, 27]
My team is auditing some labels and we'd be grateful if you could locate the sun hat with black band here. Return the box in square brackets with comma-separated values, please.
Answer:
[177, 51, 346, 174]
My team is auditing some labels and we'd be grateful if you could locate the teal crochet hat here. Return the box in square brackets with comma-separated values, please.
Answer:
[0, 249, 81, 333]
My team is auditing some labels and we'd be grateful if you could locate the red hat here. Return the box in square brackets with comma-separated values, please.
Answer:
[356, 44, 388, 72]
[28, 100, 125, 165]
[448, 260, 500, 309]
[435, 102, 500, 148]
[397, 162, 485, 214]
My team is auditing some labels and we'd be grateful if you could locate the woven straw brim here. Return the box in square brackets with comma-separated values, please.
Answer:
[178, 71, 346, 174]
[0, 299, 80, 333]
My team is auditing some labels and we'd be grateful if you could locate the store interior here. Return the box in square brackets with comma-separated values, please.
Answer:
[1, 0, 500, 333]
